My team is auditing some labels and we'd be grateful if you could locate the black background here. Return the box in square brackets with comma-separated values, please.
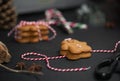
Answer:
[0, 8, 120, 81]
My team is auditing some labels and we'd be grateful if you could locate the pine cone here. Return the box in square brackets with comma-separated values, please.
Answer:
[0, 0, 17, 29]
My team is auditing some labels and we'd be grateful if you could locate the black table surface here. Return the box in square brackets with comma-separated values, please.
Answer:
[0, 8, 120, 81]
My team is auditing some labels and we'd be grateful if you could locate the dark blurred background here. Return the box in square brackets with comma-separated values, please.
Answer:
[0, 0, 120, 29]
[13, 0, 87, 14]
[13, 0, 120, 27]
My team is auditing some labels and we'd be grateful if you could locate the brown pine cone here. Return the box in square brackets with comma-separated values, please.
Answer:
[0, 0, 17, 29]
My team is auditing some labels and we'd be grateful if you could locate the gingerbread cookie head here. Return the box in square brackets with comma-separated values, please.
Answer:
[0, 41, 11, 63]
[60, 38, 92, 60]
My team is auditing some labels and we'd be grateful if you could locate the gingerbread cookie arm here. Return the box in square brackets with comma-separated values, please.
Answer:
[61, 44, 69, 51]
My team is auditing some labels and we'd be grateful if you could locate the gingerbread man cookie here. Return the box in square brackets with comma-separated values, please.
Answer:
[60, 38, 92, 60]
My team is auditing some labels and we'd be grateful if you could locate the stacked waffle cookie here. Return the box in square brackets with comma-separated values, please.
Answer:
[0, 0, 17, 29]
[60, 38, 92, 60]
[15, 21, 49, 43]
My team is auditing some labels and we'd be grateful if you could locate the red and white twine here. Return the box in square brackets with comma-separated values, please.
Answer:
[45, 9, 88, 33]
[92, 41, 120, 53]
[21, 41, 120, 72]
[45, 9, 73, 34]
[37, 21, 57, 40]
[21, 52, 90, 72]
